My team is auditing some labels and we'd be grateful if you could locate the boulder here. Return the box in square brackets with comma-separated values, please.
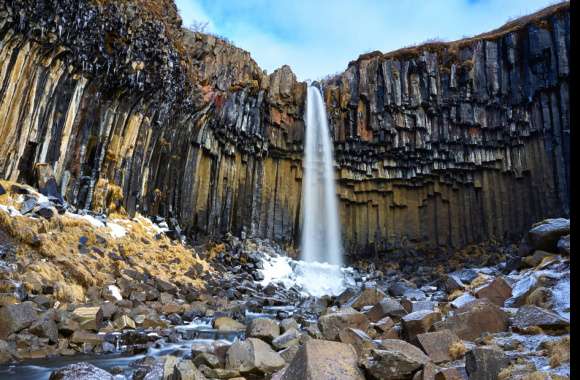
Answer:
[193, 352, 221, 368]
[364, 339, 431, 380]
[474, 277, 512, 306]
[272, 328, 300, 350]
[350, 288, 387, 310]
[280, 318, 299, 333]
[450, 293, 477, 309]
[367, 298, 407, 322]
[29, 310, 59, 343]
[0, 340, 14, 364]
[49, 362, 113, 380]
[432, 300, 508, 341]
[401, 310, 442, 342]
[173, 359, 207, 380]
[226, 338, 285, 374]
[511, 305, 569, 330]
[72, 306, 103, 331]
[338, 327, 376, 356]
[523, 251, 556, 267]
[465, 347, 509, 380]
[0, 302, 38, 339]
[213, 316, 245, 331]
[434, 367, 468, 379]
[246, 318, 280, 342]
[71, 330, 104, 345]
[415, 330, 461, 364]
[557, 235, 570, 255]
[281, 339, 364, 380]
[318, 309, 369, 340]
[401, 300, 436, 314]
[520, 218, 570, 255]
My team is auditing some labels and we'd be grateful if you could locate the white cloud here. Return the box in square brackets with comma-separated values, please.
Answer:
[175, 0, 565, 80]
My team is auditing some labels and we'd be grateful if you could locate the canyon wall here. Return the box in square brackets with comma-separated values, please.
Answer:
[0, 0, 570, 259]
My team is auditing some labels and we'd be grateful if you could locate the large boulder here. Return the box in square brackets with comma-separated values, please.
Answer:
[519, 218, 569, 256]
[432, 300, 508, 341]
[350, 288, 387, 310]
[474, 277, 512, 306]
[226, 338, 285, 375]
[338, 327, 376, 356]
[49, 362, 114, 380]
[401, 310, 442, 342]
[465, 347, 509, 380]
[281, 339, 364, 380]
[415, 330, 461, 364]
[511, 305, 570, 330]
[246, 318, 280, 343]
[72, 306, 103, 331]
[213, 316, 245, 331]
[173, 359, 207, 380]
[319, 309, 369, 340]
[29, 310, 59, 343]
[367, 298, 407, 322]
[364, 339, 431, 380]
[0, 302, 38, 339]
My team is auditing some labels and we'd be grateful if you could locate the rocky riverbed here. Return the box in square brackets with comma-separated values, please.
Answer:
[0, 180, 570, 379]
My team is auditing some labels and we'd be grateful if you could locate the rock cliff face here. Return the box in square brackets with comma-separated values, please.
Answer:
[0, 0, 570, 259]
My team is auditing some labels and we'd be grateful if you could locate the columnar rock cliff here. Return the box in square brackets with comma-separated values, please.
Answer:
[0, 0, 570, 258]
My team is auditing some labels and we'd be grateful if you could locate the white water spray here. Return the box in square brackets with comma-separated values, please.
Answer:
[301, 84, 343, 266]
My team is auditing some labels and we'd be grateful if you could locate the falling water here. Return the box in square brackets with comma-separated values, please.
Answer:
[301, 84, 343, 266]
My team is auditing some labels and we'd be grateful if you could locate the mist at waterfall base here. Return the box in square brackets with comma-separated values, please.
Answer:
[255, 85, 350, 298]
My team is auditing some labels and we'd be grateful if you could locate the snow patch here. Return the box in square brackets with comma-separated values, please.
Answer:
[107, 222, 126, 238]
[258, 254, 355, 297]
[108, 285, 123, 301]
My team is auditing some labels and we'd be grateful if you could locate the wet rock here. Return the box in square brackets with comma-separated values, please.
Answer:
[29, 310, 59, 344]
[465, 347, 509, 380]
[432, 300, 508, 340]
[338, 327, 375, 356]
[474, 277, 512, 306]
[511, 305, 570, 330]
[246, 317, 280, 342]
[72, 306, 103, 331]
[49, 362, 114, 380]
[415, 330, 461, 364]
[364, 339, 431, 380]
[367, 298, 407, 322]
[350, 287, 387, 310]
[174, 359, 207, 380]
[198, 365, 239, 379]
[281, 339, 364, 380]
[557, 235, 570, 255]
[319, 309, 370, 340]
[226, 337, 285, 375]
[0, 301, 38, 339]
[272, 328, 300, 350]
[401, 310, 442, 342]
[213, 316, 246, 331]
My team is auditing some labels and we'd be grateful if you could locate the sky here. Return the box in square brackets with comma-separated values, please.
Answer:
[175, 0, 562, 81]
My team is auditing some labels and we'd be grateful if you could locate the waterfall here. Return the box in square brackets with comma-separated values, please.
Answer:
[301, 84, 343, 266]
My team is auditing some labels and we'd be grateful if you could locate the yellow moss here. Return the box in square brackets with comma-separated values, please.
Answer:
[0, 181, 210, 304]
[448, 341, 467, 359]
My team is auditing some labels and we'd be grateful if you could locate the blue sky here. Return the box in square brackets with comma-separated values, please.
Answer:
[175, 0, 562, 81]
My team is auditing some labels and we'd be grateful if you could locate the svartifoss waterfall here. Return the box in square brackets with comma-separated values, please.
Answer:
[301, 84, 343, 267]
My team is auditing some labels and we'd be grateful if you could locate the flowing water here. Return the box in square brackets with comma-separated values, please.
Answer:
[301, 84, 343, 267]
